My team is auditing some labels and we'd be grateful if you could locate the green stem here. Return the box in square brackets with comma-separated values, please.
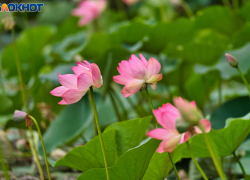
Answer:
[127, 97, 144, 117]
[115, 0, 129, 19]
[186, 141, 209, 180]
[145, 86, 154, 111]
[145, 86, 180, 180]
[30, 116, 51, 180]
[232, 0, 239, 10]
[168, 153, 181, 180]
[12, 28, 44, 179]
[159, 0, 167, 22]
[198, 125, 226, 180]
[237, 67, 250, 98]
[222, 0, 232, 8]
[27, 130, 44, 180]
[88, 92, 97, 136]
[0, 139, 10, 180]
[218, 77, 222, 106]
[233, 152, 247, 178]
[181, 1, 194, 19]
[110, 87, 128, 119]
[89, 87, 110, 180]
[109, 90, 123, 121]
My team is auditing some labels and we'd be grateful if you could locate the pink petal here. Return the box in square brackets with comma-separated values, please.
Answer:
[58, 73, 77, 89]
[194, 119, 211, 134]
[77, 73, 93, 91]
[146, 74, 162, 84]
[113, 75, 132, 85]
[153, 109, 162, 124]
[139, 54, 148, 67]
[50, 86, 68, 97]
[62, 89, 87, 104]
[83, 60, 92, 71]
[90, 63, 103, 87]
[190, 101, 197, 108]
[157, 134, 182, 153]
[146, 128, 172, 140]
[180, 132, 191, 143]
[58, 99, 69, 105]
[118, 60, 135, 78]
[121, 86, 135, 98]
[124, 79, 145, 92]
[162, 103, 179, 117]
[129, 55, 147, 79]
[72, 66, 91, 76]
[160, 110, 179, 131]
[147, 57, 161, 78]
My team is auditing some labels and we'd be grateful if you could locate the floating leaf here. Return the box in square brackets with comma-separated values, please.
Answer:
[51, 116, 152, 172]
[77, 139, 160, 180]
[179, 113, 250, 158]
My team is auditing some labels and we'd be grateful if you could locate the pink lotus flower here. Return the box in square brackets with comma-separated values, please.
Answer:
[123, 0, 140, 6]
[72, 0, 106, 26]
[50, 61, 103, 105]
[113, 54, 162, 98]
[147, 97, 211, 153]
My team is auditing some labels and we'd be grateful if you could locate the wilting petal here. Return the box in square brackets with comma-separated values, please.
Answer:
[50, 86, 68, 97]
[125, 79, 145, 92]
[91, 63, 103, 87]
[129, 55, 147, 79]
[146, 74, 162, 84]
[139, 54, 148, 67]
[160, 111, 179, 131]
[194, 119, 211, 134]
[147, 57, 161, 77]
[157, 134, 182, 153]
[77, 73, 93, 90]
[147, 128, 174, 140]
[180, 131, 191, 143]
[62, 89, 87, 104]
[113, 75, 132, 85]
[149, 82, 157, 90]
[58, 99, 69, 105]
[58, 73, 77, 89]
[14, 110, 27, 124]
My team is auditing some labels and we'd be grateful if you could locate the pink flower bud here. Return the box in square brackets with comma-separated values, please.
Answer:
[14, 110, 27, 124]
[173, 97, 202, 125]
[225, 53, 238, 68]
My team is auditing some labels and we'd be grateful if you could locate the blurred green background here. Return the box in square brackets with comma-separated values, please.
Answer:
[1, 0, 250, 179]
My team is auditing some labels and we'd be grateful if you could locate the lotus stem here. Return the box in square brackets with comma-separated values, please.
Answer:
[89, 86, 110, 180]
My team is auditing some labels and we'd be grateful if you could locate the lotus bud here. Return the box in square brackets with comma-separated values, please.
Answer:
[13, 110, 34, 127]
[225, 53, 238, 68]
[173, 97, 202, 126]
[14, 110, 27, 124]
